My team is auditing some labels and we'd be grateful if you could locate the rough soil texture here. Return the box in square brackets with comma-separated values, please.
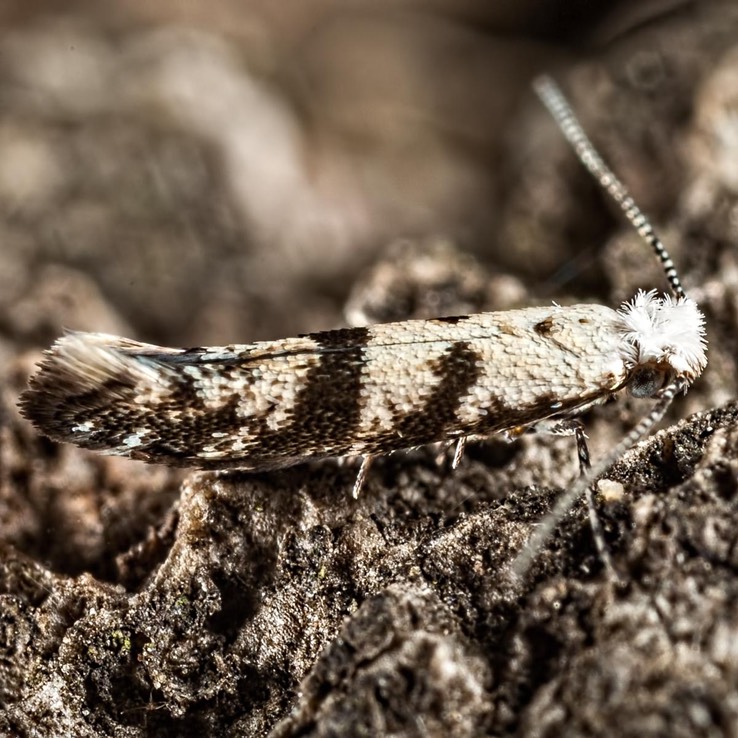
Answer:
[2, 2, 738, 736]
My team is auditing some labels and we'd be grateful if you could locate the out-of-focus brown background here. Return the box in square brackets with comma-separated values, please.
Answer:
[0, 0, 690, 350]
[3, 2, 738, 737]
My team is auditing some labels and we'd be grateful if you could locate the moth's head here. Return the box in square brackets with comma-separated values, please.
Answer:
[618, 289, 707, 398]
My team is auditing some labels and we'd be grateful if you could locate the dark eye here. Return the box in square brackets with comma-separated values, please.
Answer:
[628, 367, 668, 398]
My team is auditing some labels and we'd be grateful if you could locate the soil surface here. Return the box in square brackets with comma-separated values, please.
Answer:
[2, 2, 738, 736]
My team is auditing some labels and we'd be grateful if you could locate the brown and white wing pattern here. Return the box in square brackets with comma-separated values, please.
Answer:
[19, 304, 632, 469]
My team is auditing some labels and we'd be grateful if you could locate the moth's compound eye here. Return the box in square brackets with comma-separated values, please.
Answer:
[628, 366, 669, 398]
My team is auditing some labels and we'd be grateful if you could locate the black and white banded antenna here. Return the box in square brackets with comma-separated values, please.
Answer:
[512, 77, 705, 579]
[533, 75, 686, 301]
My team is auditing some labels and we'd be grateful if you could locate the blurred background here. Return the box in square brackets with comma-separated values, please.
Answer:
[3, 5, 738, 732]
[0, 0, 706, 355]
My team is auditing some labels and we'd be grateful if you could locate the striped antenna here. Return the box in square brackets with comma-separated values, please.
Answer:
[512, 377, 687, 579]
[534, 75, 686, 301]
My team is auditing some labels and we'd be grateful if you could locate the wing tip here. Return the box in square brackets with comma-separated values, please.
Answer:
[18, 332, 166, 440]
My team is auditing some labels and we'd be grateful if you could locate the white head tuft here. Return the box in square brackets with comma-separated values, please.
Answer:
[617, 289, 707, 381]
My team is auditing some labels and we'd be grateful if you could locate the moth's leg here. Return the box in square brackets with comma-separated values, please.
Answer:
[541, 419, 616, 578]
[452, 437, 467, 469]
[542, 419, 590, 474]
[352, 455, 375, 499]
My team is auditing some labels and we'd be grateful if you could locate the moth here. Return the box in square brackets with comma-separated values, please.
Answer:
[19, 77, 707, 574]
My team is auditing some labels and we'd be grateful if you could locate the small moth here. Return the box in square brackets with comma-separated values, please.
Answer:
[19, 77, 707, 574]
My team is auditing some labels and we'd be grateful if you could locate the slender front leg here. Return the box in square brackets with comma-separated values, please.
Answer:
[545, 419, 616, 577]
